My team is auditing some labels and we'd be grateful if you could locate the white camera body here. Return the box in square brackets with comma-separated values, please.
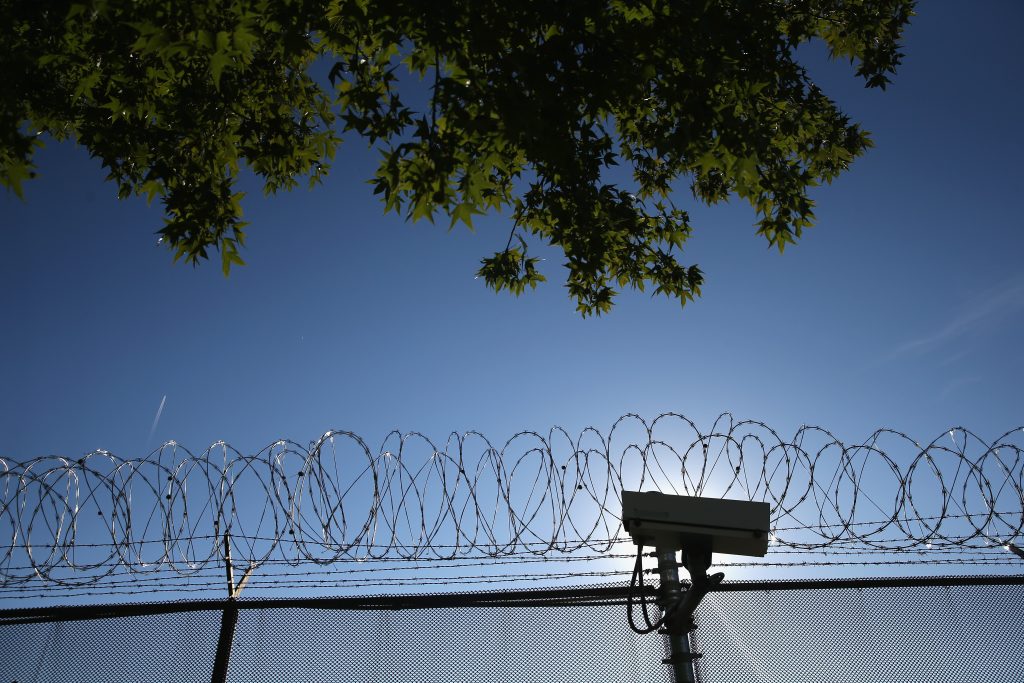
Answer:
[621, 490, 770, 557]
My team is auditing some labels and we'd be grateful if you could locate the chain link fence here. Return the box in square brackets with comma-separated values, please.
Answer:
[3, 577, 1023, 683]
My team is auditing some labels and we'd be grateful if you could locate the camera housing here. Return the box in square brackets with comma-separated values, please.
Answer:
[621, 490, 770, 556]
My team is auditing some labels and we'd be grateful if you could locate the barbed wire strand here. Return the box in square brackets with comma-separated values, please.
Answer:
[0, 414, 1021, 591]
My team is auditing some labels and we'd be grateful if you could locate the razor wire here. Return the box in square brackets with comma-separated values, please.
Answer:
[1, 413, 1022, 587]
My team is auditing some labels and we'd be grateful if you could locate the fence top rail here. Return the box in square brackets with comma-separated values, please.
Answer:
[2, 574, 1023, 626]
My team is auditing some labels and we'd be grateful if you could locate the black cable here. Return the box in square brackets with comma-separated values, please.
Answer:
[626, 546, 690, 634]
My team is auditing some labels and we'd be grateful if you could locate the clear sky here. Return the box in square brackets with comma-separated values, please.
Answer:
[1, 2, 1023, 602]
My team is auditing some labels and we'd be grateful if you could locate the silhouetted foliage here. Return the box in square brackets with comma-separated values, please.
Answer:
[1, 0, 914, 314]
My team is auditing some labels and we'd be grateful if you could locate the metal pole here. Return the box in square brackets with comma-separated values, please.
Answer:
[656, 546, 697, 683]
[211, 599, 238, 683]
[211, 533, 238, 683]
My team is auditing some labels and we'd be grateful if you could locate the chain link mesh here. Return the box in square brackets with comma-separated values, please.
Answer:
[693, 581, 1024, 683]
[2, 579, 1022, 683]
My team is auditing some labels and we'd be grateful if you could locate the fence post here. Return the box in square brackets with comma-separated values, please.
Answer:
[656, 547, 698, 683]
[211, 598, 239, 683]
[211, 533, 253, 683]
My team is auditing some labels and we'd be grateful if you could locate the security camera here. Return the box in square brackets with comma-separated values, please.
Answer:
[621, 490, 770, 557]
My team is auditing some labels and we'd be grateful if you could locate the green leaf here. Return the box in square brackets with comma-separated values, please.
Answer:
[0, 0, 913, 316]
[220, 239, 246, 275]
[210, 52, 231, 90]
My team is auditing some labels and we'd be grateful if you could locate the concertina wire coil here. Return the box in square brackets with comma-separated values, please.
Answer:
[1, 413, 1022, 586]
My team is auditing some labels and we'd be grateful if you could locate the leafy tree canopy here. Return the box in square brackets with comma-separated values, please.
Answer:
[1, 0, 914, 314]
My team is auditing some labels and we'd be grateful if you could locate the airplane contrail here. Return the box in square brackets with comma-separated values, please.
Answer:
[147, 395, 167, 446]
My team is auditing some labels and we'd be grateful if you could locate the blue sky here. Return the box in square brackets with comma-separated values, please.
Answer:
[1, 2, 1023, 601]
